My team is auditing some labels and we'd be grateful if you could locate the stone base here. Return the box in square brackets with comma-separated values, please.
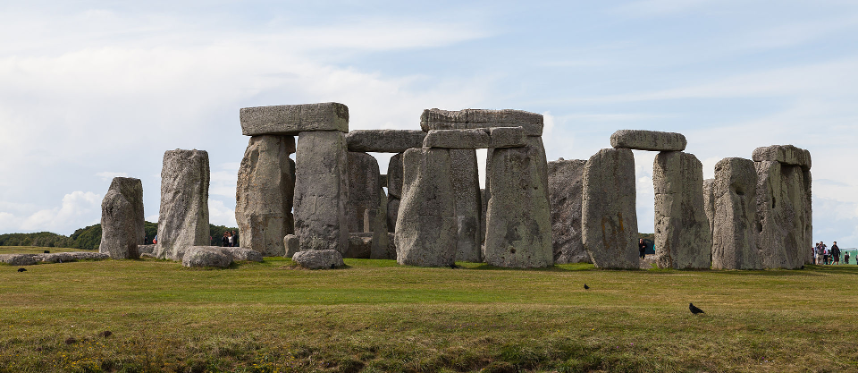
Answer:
[292, 250, 345, 270]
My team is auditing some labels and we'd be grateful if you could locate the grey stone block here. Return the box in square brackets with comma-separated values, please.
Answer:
[346, 130, 425, 153]
[451, 149, 482, 263]
[755, 160, 812, 269]
[99, 177, 145, 260]
[712, 157, 760, 270]
[752, 145, 811, 169]
[182, 247, 232, 268]
[284, 234, 300, 258]
[292, 250, 345, 269]
[0, 254, 38, 266]
[240, 103, 349, 136]
[155, 149, 210, 261]
[548, 159, 589, 264]
[387, 152, 404, 199]
[609, 129, 687, 151]
[346, 234, 373, 258]
[703, 179, 715, 239]
[423, 127, 526, 149]
[421, 108, 544, 136]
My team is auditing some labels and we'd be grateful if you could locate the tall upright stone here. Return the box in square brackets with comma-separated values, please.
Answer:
[346, 152, 381, 233]
[235, 135, 296, 256]
[386, 152, 404, 232]
[451, 149, 482, 263]
[711, 157, 760, 270]
[155, 149, 210, 261]
[99, 177, 145, 259]
[371, 187, 390, 259]
[703, 179, 716, 237]
[754, 160, 812, 269]
[548, 159, 589, 264]
[653, 151, 711, 269]
[293, 131, 350, 254]
[582, 148, 639, 269]
[395, 148, 456, 266]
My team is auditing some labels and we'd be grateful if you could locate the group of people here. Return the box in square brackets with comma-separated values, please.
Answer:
[813, 241, 845, 265]
[221, 231, 238, 248]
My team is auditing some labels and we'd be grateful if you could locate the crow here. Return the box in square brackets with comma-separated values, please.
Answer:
[689, 303, 705, 315]
[65, 337, 77, 345]
[583, 284, 590, 290]
[17, 268, 26, 272]
[44, 250, 50, 253]
[450, 264, 460, 269]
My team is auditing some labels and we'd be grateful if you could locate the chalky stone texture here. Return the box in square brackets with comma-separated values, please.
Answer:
[451, 149, 482, 262]
[712, 157, 760, 270]
[421, 108, 544, 136]
[138, 244, 155, 256]
[283, 234, 300, 258]
[346, 130, 425, 153]
[371, 188, 390, 259]
[609, 130, 687, 151]
[395, 148, 457, 267]
[155, 149, 210, 261]
[422, 127, 525, 149]
[752, 145, 811, 169]
[386, 152, 404, 232]
[235, 135, 295, 256]
[0, 254, 38, 266]
[220, 247, 264, 262]
[653, 152, 712, 269]
[292, 250, 345, 269]
[581, 148, 639, 269]
[240, 102, 349, 136]
[182, 247, 232, 268]
[755, 160, 813, 269]
[293, 131, 350, 254]
[548, 159, 589, 264]
[703, 179, 716, 238]
[346, 152, 381, 233]
[99, 177, 145, 260]
[484, 145, 553, 268]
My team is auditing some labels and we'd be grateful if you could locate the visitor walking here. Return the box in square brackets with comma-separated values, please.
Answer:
[831, 241, 841, 265]
[639, 239, 647, 259]
[823, 243, 830, 265]
[844, 251, 850, 265]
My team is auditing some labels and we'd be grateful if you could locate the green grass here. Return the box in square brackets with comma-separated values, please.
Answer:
[1, 248, 857, 372]
[0, 246, 98, 255]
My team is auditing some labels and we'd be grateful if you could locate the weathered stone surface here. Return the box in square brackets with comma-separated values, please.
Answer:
[235, 135, 295, 257]
[99, 177, 145, 260]
[346, 152, 381, 233]
[712, 157, 760, 270]
[480, 188, 487, 246]
[138, 244, 156, 255]
[293, 131, 350, 254]
[0, 254, 38, 266]
[220, 247, 264, 262]
[451, 149, 482, 262]
[66, 252, 110, 261]
[292, 250, 345, 269]
[755, 160, 812, 269]
[609, 130, 687, 151]
[422, 127, 525, 149]
[581, 148, 639, 269]
[387, 153, 404, 199]
[395, 148, 457, 267]
[653, 152, 712, 269]
[346, 130, 425, 153]
[181, 247, 232, 268]
[39, 252, 76, 263]
[240, 103, 349, 136]
[421, 108, 544, 136]
[386, 198, 400, 233]
[548, 159, 589, 264]
[155, 149, 210, 261]
[346, 234, 372, 258]
[703, 179, 716, 238]
[484, 145, 553, 268]
[284, 234, 300, 258]
[371, 187, 389, 259]
[752, 145, 811, 169]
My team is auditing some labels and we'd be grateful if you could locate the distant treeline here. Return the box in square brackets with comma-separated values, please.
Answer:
[0, 222, 239, 249]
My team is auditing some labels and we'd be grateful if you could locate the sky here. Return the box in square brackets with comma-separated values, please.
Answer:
[0, 0, 856, 247]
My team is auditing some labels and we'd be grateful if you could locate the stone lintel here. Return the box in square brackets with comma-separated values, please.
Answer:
[420, 108, 543, 136]
[346, 130, 425, 153]
[751, 145, 811, 169]
[423, 127, 525, 149]
[610, 129, 687, 151]
[240, 102, 349, 136]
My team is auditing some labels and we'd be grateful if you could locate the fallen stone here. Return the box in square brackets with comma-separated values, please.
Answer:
[581, 148, 639, 269]
[548, 159, 589, 264]
[39, 252, 76, 263]
[609, 130, 687, 151]
[755, 160, 812, 269]
[219, 247, 264, 262]
[240, 102, 349, 136]
[99, 177, 145, 260]
[181, 247, 232, 268]
[292, 250, 345, 269]
[293, 131, 350, 254]
[712, 157, 760, 270]
[284, 234, 300, 258]
[155, 149, 210, 261]
[421, 108, 544, 136]
[422, 127, 525, 149]
[395, 148, 457, 267]
[451, 149, 482, 263]
[235, 135, 295, 256]
[751, 145, 811, 169]
[653, 151, 711, 269]
[346, 130, 425, 153]
[346, 234, 373, 258]
[0, 254, 38, 266]
[67, 252, 110, 261]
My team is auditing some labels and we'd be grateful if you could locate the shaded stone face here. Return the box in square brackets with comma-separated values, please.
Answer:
[420, 108, 544, 136]
[235, 135, 295, 256]
[386, 152, 405, 233]
[240, 102, 349, 136]
[99, 177, 145, 260]
[653, 152, 711, 269]
[609, 130, 687, 151]
[346, 152, 381, 233]
[422, 127, 525, 149]
[484, 144, 553, 268]
[394, 148, 457, 267]
[293, 131, 350, 254]
[346, 130, 425, 153]
[751, 145, 811, 169]
[370, 187, 390, 259]
[548, 159, 589, 264]
[581, 148, 639, 269]
[711, 157, 760, 270]
[755, 160, 812, 269]
[450, 149, 482, 263]
[703, 179, 716, 239]
[155, 149, 210, 261]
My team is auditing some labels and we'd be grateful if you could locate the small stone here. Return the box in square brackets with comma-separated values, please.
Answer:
[99, 177, 145, 260]
[751, 145, 811, 169]
[240, 102, 349, 136]
[292, 250, 345, 269]
[421, 108, 544, 136]
[219, 247, 264, 262]
[346, 130, 425, 153]
[283, 234, 300, 258]
[346, 235, 373, 258]
[181, 247, 232, 268]
[609, 129, 687, 151]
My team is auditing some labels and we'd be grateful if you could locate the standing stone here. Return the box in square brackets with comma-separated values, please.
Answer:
[346, 152, 381, 233]
[484, 145, 553, 268]
[755, 160, 812, 269]
[581, 148, 639, 269]
[711, 157, 760, 270]
[99, 177, 145, 259]
[371, 187, 390, 259]
[653, 152, 711, 269]
[395, 148, 457, 266]
[235, 135, 295, 256]
[155, 149, 210, 261]
[703, 179, 716, 238]
[386, 152, 404, 231]
[293, 131, 350, 254]
[480, 188, 487, 246]
[451, 149, 482, 263]
[548, 159, 589, 264]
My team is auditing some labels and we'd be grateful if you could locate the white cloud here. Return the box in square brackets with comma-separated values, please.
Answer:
[209, 199, 236, 227]
[612, 0, 717, 18]
[19, 191, 102, 234]
[95, 171, 128, 181]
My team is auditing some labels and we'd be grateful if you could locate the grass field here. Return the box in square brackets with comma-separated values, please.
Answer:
[1, 246, 857, 372]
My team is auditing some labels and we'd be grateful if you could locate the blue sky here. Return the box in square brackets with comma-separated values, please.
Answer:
[0, 0, 856, 247]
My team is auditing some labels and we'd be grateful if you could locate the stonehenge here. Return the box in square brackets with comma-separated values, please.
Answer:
[711, 157, 760, 270]
[548, 159, 588, 264]
[154, 149, 210, 261]
[99, 177, 145, 260]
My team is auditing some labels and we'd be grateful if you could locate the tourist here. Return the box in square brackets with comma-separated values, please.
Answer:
[816, 242, 824, 265]
[228, 231, 234, 247]
[844, 251, 850, 265]
[639, 239, 647, 259]
[221, 231, 229, 247]
[232, 230, 239, 247]
[831, 241, 841, 265]
[813, 244, 818, 265]
[822, 242, 830, 265]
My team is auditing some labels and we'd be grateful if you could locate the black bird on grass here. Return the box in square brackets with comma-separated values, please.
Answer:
[44, 250, 50, 253]
[450, 263, 460, 269]
[689, 303, 705, 315]
[17, 268, 26, 272]
[584, 284, 590, 290]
